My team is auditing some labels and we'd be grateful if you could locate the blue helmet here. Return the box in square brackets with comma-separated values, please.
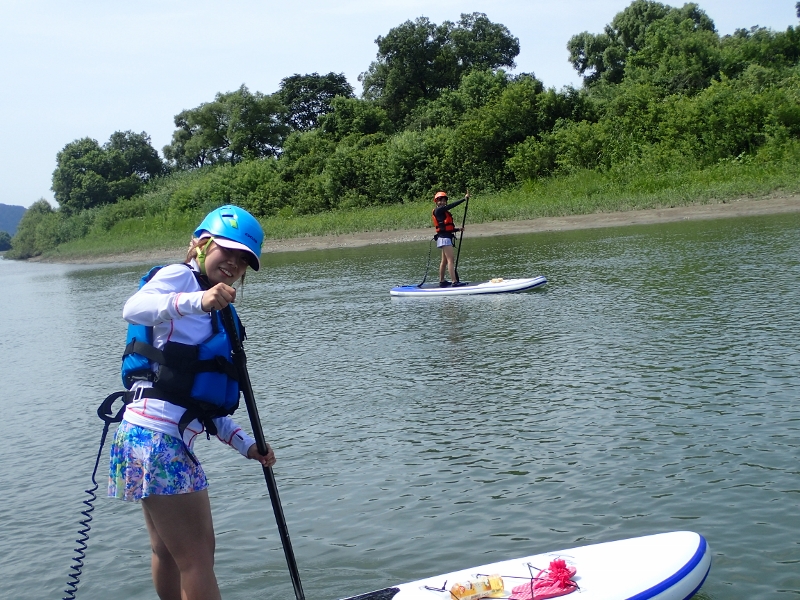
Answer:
[194, 205, 264, 271]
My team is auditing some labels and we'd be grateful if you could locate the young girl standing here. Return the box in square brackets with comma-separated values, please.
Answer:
[432, 190, 468, 287]
[108, 205, 275, 600]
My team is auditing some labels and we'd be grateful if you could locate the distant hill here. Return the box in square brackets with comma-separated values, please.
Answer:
[0, 203, 26, 235]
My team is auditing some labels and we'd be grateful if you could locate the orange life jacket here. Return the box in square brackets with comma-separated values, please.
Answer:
[432, 209, 456, 237]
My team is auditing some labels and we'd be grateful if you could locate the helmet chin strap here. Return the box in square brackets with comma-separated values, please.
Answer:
[196, 237, 214, 276]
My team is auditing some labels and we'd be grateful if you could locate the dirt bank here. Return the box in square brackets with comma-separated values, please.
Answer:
[45, 194, 800, 265]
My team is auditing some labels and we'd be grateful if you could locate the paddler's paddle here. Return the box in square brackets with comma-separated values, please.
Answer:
[454, 191, 469, 282]
[219, 306, 305, 600]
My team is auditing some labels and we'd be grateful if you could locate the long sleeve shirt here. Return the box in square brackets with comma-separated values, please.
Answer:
[432, 197, 467, 224]
[121, 261, 255, 456]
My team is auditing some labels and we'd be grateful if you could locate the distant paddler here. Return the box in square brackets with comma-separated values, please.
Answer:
[432, 190, 469, 287]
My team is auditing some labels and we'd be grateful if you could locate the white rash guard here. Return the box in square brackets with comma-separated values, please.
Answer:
[121, 261, 256, 457]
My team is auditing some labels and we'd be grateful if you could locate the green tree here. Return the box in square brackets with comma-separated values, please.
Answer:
[319, 97, 394, 141]
[449, 13, 521, 72]
[278, 72, 354, 131]
[163, 85, 287, 168]
[567, 1, 714, 86]
[52, 138, 112, 213]
[625, 13, 721, 93]
[51, 131, 163, 214]
[444, 75, 551, 190]
[107, 131, 165, 180]
[225, 86, 287, 160]
[359, 13, 519, 123]
[0, 230, 11, 251]
[6, 199, 57, 258]
[720, 26, 800, 80]
[164, 101, 227, 168]
[406, 69, 511, 130]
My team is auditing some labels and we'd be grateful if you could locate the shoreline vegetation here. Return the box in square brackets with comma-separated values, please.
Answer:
[32, 193, 800, 266]
[9, 4, 800, 265]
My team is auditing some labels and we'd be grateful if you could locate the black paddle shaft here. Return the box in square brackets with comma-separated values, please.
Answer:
[454, 194, 469, 281]
[220, 306, 305, 600]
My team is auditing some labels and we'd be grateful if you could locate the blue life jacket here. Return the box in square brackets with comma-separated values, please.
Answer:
[121, 265, 168, 389]
[120, 265, 243, 433]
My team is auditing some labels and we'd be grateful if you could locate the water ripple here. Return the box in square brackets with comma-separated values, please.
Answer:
[1, 213, 798, 599]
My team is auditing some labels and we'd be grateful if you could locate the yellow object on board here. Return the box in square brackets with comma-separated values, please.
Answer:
[449, 575, 504, 600]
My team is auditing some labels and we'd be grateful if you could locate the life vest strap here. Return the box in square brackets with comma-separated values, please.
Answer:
[193, 356, 239, 381]
[123, 339, 166, 365]
[123, 386, 236, 439]
[177, 407, 218, 440]
[123, 343, 237, 385]
[100, 387, 220, 467]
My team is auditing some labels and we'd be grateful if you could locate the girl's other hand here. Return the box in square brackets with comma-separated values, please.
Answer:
[247, 443, 276, 467]
[201, 283, 237, 312]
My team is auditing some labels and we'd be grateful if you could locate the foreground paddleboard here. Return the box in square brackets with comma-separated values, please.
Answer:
[342, 531, 711, 600]
[390, 276, 547, 297]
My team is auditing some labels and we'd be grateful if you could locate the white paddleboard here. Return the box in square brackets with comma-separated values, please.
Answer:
[390, 276, 547, 297]
[341, 531, 711, 600]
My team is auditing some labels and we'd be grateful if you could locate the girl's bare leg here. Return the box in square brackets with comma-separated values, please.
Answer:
[442, 245, 457, 281]
[142, 490, 220, 600]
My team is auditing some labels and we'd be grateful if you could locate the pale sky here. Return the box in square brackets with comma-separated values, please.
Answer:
[1, 0, 796, 209]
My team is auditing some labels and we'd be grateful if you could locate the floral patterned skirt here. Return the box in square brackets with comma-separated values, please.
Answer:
[108, 420, 207, 502]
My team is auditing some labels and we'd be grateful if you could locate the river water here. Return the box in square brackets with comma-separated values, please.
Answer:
[0, 212, 798, 600]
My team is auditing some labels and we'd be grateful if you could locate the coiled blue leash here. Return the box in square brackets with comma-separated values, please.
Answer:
[62, 392, 127, 600]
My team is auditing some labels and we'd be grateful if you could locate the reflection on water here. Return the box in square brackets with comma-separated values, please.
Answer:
[0, 211, 798, 600]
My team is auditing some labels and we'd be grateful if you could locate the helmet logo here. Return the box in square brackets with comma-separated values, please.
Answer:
[220, 209, 239, 230]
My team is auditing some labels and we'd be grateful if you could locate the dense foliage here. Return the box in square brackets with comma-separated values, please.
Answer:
[162, 85, 288, 168]
[567, 1, 716, 88]
[277, 72, 355, 131]
[8, 3, 800, 259]
[51, 131, 164, 215]
[360, 12, 520, 124]
[9, 199, 62, 258]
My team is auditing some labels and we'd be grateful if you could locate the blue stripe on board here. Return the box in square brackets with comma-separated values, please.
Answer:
[626, 535, 709, 600]
[390, 277, 547, 294]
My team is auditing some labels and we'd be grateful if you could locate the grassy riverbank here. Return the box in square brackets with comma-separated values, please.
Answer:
[35, 149, 800, 261]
